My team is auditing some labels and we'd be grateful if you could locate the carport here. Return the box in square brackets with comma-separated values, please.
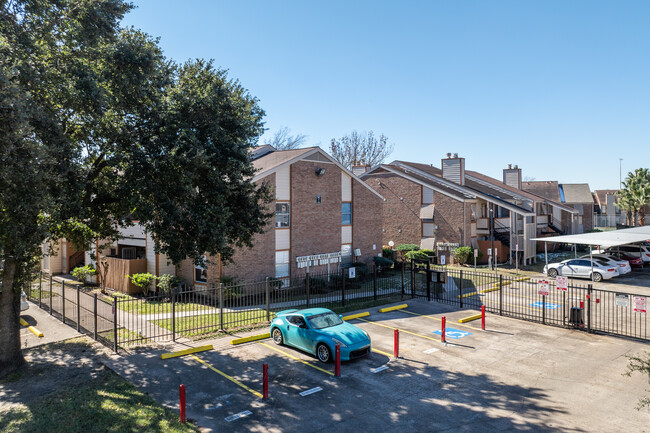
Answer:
[533, 226, 650, 278]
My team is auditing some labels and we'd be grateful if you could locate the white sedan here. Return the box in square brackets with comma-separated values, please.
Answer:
[580, 254, 631, 275]
[543, 258, 618, 282]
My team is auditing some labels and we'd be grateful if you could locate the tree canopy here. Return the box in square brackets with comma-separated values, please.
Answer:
[0, 0, 271, 377]
[618, 168, 650, 226]
[329, 130, 394, 169]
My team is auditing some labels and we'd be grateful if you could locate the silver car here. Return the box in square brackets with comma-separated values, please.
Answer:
[543, 258, 618, 282]
[580, 254, 631, 275]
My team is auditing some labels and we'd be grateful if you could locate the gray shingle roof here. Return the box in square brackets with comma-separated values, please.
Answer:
[560, 183, 593, 204]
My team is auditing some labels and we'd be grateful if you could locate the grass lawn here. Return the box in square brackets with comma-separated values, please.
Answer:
[98, 328, 153, 347]
[153, 308, 270, 338]
[106, 293, 212, 315]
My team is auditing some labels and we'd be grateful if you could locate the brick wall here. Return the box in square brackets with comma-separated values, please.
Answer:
[433, 191, 469, 246]
[352, 179, 384, 266]
[221, 174, 276, 283]
[290, 161, 342, 276]
[365, 172, 422, 247]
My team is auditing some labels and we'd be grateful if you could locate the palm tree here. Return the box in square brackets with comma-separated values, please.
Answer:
[620, 168, 650, 226]
[617, 191, 634, 226]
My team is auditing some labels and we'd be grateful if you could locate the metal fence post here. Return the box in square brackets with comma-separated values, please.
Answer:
[219, 283, 224, 331]
[426, 269, 431, 302]
[499, 274, 503, 316]
[62, 280, 66, 324]
[587, 284, 592, 333]
[172, 286, 177, 342]
[306, 271, 311, 308]
[113, 298, 118, 353]
[411, 259, 415, 299]
[49, 274, 53, 315]
[459, 270, 463, 309]
[76, 286, 80, 332]
[93, 293, 98, 341]
[38, 272, 42, 309]
[341, 270, 346, 307]
[265, 277, 270, 321]
[401, 263, 405, 299]
[373, 266, 377, 301]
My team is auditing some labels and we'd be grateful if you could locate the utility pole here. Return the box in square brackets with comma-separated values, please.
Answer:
[490, 203, 495, 270]
[619, 158, 623, 188]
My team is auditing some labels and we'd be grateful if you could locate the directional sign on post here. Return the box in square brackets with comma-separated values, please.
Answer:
[556, 276, 568, 291]
[633, 296, 647, 313]
[538, 279, 550, 296]
[348, 267, 356, 279]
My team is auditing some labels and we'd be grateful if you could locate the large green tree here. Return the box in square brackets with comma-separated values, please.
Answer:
[0, 0, 271, 377]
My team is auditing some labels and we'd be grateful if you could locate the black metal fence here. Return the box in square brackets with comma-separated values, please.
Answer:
[25, 273, 115, 347]
[27, 262, 648, 352]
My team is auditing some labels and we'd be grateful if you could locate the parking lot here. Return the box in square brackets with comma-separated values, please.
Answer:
[104, 298, 650, 432]
[19, 300, 81, 349]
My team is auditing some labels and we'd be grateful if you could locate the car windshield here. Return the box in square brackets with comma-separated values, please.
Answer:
[307, 312, 343, 330]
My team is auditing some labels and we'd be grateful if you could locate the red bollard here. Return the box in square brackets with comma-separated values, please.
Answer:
[580, 301, 584, 309]
[481, 305, 486, 331]
[335, 344, 341, 377]
[262, 363, 268, 399]
[179, 384, 186, 424]
[441, 316, 446, 343]
[394, 329, 399, 358]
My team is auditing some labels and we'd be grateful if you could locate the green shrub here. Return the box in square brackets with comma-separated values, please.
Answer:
[405, 250, 429, 261]
[344, 262, 369, 279]
[396, 243, 420, 252]
[128, 273, 157, 296]
[71, 265, 95, 284]
[452, 246, 482, 265]
[373, 256, 394, 268]
[382, 248, 394, 260]
[157, 274, 180, 296]
[421, 249, 436, 257]
[306, 277, 330, 294]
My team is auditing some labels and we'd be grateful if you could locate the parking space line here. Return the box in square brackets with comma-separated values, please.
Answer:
[355, 317, 440, 342]
[258, 343, 334, 376]
[188, 354, 263, 398]
[371, 347, 393, 357]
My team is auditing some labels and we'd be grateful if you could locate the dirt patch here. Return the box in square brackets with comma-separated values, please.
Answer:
[0, 337, 111, 411]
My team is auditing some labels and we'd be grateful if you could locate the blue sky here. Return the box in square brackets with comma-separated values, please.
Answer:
[122, 1, 650, 190]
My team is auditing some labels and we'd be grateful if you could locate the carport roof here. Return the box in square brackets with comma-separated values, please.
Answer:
[532, 226, 650, 247]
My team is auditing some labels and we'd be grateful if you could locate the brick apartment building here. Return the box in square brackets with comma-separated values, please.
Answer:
[523, 182, 593, 233]
[360, 154, 576, 265]
[178, 145, 385, 286]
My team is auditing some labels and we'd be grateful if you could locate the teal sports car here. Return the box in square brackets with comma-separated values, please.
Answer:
[270, 308, 371, 363]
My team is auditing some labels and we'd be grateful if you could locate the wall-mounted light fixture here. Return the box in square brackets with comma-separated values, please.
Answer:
[315, 167, 326, 177]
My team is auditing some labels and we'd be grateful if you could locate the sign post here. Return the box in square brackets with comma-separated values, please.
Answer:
[473, 248, 478, 271]
[538, 279, 550, 324]
[494, 248, 498, 274]
[515, 243, 519, 275]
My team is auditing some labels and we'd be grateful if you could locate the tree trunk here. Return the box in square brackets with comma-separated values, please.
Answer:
[633, 209, 638, 227]
[0, 259, 26, 378]
[640, 209, 646, 226]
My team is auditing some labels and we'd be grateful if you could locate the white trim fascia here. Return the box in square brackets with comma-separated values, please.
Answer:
[253, 147, 385, 201]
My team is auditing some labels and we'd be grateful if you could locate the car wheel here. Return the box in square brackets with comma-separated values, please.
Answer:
[592, 272, 603, 282]
[272, 327, 283, 345]
[316, 343, 331, 363]
[548, 268, 558, 278]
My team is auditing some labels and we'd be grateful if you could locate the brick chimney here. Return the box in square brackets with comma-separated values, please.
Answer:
[441, 153, 465, 185]
[351, 165, 371, 176]
[503, 164, 522, 189]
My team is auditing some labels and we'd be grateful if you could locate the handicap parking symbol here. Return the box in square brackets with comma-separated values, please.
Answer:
[433, 327, 472, 339]
[530, 302, 561, 309]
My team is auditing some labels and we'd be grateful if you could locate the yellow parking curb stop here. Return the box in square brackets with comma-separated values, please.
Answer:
[458, 314, 482, 323]
[379, 304, 407, 313]
[160, 344, 213, 359]
[342, 312, 370, 321]
[230, 333, 270, 345]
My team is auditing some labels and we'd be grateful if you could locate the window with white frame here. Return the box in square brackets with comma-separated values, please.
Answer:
[275, 250, 290, 278]
[341, 202, 352, 225]
[276, 203, 290, 228]
[195, 257, 207, 283]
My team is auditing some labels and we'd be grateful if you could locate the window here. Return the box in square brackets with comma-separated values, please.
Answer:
[342, 202, 352, 225]
[275, 250, 290, 278]
[195, 258, 207, 283]
[276, 203, 290, 228]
